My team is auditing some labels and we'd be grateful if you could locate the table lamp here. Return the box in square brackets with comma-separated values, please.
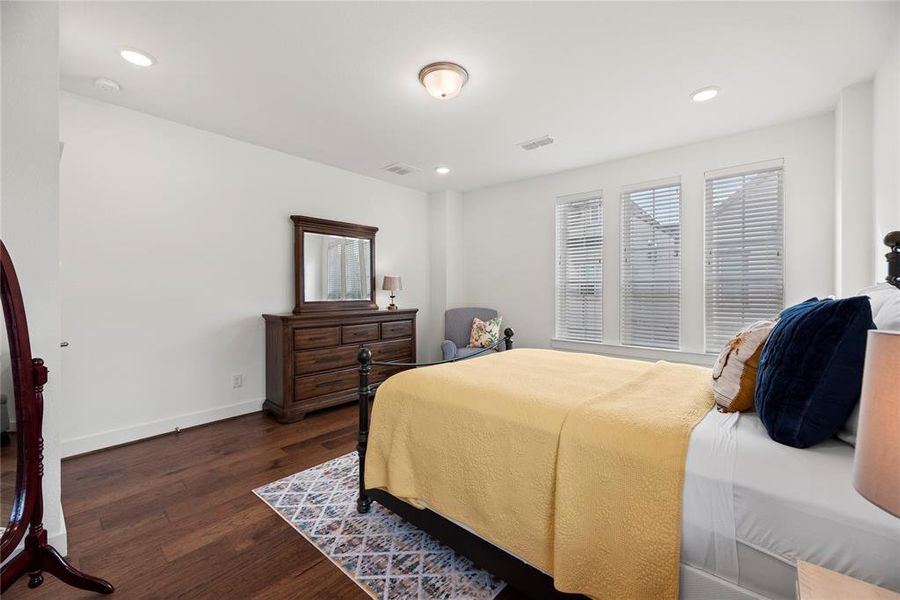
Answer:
[853, 329, 900, 517]
[382, 275, 402, 311]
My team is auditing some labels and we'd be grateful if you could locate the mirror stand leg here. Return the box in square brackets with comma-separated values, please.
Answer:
[36, 543, 114, 594]
[26, 571, 43, 588]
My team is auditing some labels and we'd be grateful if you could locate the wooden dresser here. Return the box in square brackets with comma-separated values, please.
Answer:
[263, 309, 417, 422]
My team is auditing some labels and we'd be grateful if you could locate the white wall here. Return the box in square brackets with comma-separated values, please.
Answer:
[834, 82, 874, 296]
[1, 1, 67, 552]
[427, 190, 464, 353]
[59, 93, 431, 456]
[873, 22, 900, 273]
[461, 114, 836, 358]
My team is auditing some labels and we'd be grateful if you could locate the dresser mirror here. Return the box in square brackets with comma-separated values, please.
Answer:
[1, 319, 15, 535]
[303, 233, 372, 302]
[292, 216, 378, 313]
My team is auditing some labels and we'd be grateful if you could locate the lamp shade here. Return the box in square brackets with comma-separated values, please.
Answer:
[853, 330, 900, 517]
[382, 276, 402, 292]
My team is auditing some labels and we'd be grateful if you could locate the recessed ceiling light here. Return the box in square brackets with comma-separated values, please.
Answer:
[434, 166, 450, 175]
[119, 47, 156, 67]
[418, 62, 468, 100]
[93, 77, 121, 92]
[691, 86, 719, 103]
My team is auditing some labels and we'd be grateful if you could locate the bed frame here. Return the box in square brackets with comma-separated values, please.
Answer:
[354, 329, 584, 599]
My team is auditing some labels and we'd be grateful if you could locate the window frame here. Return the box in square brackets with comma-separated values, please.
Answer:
[619, 177, 683, 351]
[703, 159, 785, 354]
[554, 190, 605, 344]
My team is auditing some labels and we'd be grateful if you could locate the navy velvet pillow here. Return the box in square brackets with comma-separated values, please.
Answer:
[755, 296, 875, 448]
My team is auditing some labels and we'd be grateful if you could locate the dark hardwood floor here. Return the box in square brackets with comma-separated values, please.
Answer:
[3, 405, 524, 599]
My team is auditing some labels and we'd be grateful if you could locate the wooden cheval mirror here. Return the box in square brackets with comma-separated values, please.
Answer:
[0, 241, 113, 594]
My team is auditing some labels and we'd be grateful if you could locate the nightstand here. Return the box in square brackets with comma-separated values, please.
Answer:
[796, 561, 900, 600]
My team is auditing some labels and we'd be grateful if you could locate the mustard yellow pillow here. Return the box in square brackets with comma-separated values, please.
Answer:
[711, 320, 775, 412]
[468, 316, 503, 348]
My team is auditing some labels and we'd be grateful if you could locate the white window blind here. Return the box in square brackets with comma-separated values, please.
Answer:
[556, 193, 603, 342]
[326, 242, 343, 300]
[325, 239, 371, 300]
[621, 181, 681, 349]
[705, 161, 784, 353]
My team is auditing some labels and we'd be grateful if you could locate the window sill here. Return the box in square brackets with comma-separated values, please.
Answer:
[549, 339, 715, 367]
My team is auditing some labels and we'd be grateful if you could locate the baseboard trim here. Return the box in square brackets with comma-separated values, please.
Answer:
[61, 398, 264, 458]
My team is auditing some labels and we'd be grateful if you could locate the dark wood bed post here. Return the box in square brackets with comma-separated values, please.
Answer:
[886, 231, 900, 290]
[355, 328, 515, 515]
[504, 327, 515, 350]
[356, 347, 373, 514]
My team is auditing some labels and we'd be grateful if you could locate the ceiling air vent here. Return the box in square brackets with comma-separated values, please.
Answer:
[382, 162, 422, 176]
[518, 135, 554, 151]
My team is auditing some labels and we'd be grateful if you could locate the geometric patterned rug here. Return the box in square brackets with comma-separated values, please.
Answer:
[253, 452, 506, 599]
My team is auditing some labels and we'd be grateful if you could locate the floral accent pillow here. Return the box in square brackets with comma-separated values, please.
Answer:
[711, 319, 775, 412]
[468, 316, 503, 348]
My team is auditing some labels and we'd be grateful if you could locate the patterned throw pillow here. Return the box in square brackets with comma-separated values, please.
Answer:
[468, 316, 503, 348]
[711, 319, 776, 413]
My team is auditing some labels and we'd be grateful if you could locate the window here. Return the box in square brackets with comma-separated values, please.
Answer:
[325, 238, 371, 300]
[556, 192, 603, 342]
[621, 180, 681, 349]
[705, 161, 784, 353]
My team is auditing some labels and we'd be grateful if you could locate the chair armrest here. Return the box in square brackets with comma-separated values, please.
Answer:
[441, 340, 458, 361]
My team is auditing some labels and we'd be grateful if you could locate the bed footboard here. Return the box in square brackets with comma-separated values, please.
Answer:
[355, 327, 514, 514]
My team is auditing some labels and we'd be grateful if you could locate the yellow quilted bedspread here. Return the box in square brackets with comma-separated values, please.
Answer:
[364, 348, 713, 599]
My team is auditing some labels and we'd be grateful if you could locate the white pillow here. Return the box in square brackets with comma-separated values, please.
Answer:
[856, 282, 900, 331]
[836, 283, 900, 446]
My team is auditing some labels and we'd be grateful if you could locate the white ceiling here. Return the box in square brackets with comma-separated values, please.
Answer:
[60, 1, 898, 193]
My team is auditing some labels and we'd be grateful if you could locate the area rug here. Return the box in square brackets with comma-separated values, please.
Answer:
[253, 452, 506, 600]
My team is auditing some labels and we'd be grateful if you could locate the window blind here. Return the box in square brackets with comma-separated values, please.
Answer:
[326, 242, 342, 300]
[621, 181, 681, 349]
[343, 240, 362, 299]
[556, 193, 603, 342]
[705, 162, 784, 353]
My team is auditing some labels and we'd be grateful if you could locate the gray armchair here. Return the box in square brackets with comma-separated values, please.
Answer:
[442, 307, 503, 361]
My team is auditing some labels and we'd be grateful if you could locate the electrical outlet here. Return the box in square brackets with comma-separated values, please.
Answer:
[232, 374, 243, 389]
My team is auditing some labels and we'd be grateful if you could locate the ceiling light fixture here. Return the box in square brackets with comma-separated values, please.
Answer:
[434, 166, 450, 175]
[120, 47, 156, 67]
[93, 77, 121, 92]
[418, 62, 468, 100]
[691, 86, 719, 103]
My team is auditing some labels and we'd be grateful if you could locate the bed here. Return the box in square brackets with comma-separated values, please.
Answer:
[682, 410, 900, 599]
[353, 329, 899, 599]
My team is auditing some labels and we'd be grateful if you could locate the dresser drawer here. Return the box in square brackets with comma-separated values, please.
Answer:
[372, 338, 413, 363]
[293, 363, 412, 402]
[342, 323, 380, 344]
[381, 320, 413, 339]
[294, 338, 412, 375]
[294, 368, 358, 401]
[372, 364, 408, 383]
[293, 326, 340, 350]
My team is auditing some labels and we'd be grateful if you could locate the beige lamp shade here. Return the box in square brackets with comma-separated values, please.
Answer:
[853, 330, 900, 517]
[382, 276, 402, 292]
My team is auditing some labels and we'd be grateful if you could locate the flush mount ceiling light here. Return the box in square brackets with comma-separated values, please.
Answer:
[434, 166, 450, 175]
[691, 86, 719, 103]
[119, 47, 156, 67]
[418, 62, 468, 100]
[93, 77, 121, 92]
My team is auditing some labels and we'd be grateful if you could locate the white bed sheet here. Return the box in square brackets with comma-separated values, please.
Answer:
[682, 410, 900, 598]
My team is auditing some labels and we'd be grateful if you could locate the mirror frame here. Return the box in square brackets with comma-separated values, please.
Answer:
[0, 241, 38, 561]
[292, 215, 378, 314]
